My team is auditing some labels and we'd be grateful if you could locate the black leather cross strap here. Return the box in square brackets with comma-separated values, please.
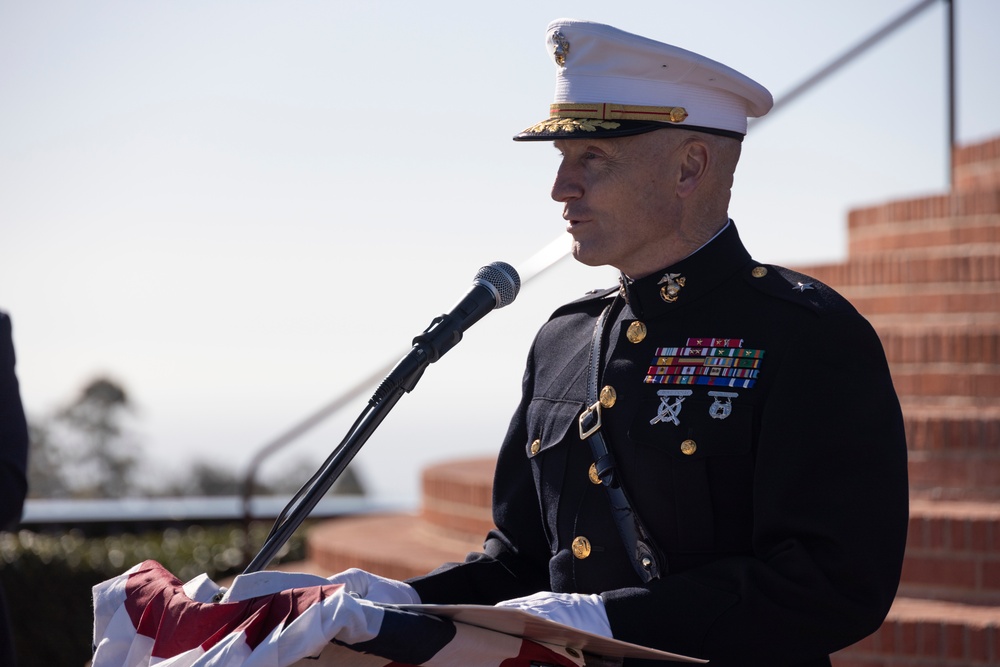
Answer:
[579, 299, 666, 583]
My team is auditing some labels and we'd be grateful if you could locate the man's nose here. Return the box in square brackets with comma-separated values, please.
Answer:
[551, 163, 582, 203]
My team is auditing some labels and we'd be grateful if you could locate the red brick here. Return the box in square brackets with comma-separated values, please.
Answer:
[902, 554, 979, 591]
[906, 517, 927, 550]
[918, 621, 944, 658]
[899, 622, 918, 655]
[943, 621, 966, 660]
[983, 560, 1000, 591]
[971, 520, 990, 553]
[950, 519, 970, 552]
[929, 515, 948, 549]
[968, 625, 989, 662]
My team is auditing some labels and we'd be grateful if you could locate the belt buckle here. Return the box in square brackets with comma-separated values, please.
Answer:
[578, 401, 602, 440]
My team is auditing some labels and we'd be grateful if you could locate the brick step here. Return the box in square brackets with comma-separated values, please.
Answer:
[845, 188, 1000, 255]
[900, 499, 1000, 604]
[834, 283, 1000, 319]
[901, 404, 1000, 500]
[908, 458, 1000, 501]
[832, 597, 1000, 666]
[890, 363, 1000, 400]
[872, 320, 1000, 365]
[304, 512, 483, 582]
[796, 245, 1000, 289]
[869, 312, 1000, 327]
[954, 136, 1000, 193]
[420, 457, 495, 539]
[902, 404, 1000, 454]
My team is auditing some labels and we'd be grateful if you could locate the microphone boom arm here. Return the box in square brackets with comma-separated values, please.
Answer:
[241, 262, 520, 577]
[241, 357, 417, 576]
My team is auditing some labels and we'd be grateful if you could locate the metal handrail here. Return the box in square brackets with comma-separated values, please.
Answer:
[750, 0, 942, 125]
[748, 0, 954, 182]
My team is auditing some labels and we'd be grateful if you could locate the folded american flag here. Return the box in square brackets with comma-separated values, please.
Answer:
[92, 560, 586, 667]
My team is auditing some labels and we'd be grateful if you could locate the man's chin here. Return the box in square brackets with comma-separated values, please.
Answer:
[570, 247, 609, 269]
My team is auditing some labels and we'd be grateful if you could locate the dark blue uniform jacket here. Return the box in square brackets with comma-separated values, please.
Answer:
[410, 223, 909, 666]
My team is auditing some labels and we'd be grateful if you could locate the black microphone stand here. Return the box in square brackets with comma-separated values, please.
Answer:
[241, 312, 464, 576]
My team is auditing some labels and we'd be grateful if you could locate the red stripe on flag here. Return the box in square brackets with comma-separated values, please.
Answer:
[123, 560, 341, 658]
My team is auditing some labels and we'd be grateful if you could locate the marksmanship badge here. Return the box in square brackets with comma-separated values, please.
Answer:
[707, 391, 739, 420]
[650, 389, 693, 426]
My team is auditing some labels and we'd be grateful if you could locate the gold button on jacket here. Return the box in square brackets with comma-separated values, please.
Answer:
[588, 462, 602, 484]
[626, 321, 647, 343]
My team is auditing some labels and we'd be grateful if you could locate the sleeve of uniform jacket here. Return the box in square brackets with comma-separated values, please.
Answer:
[600, 307, 909, 664]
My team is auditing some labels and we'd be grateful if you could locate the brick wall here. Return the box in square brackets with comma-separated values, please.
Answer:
[823, 135, 1000, 665]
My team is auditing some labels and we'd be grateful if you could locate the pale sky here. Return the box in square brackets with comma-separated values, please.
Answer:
[2, 0, 998, 504]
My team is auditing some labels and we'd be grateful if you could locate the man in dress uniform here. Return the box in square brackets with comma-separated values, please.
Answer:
[333, 19, 909, 666]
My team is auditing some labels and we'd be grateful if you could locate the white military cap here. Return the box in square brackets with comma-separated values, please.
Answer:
[514, 18, 773, 141]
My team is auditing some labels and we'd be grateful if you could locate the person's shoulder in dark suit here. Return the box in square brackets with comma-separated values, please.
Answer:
[0, 311, 29, 530]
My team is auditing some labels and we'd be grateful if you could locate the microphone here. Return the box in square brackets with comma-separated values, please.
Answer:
[412, 261, 520, 363]
[371, 261, 520, 403]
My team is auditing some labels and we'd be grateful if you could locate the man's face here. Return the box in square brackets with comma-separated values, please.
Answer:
[551, 130, 684, 279]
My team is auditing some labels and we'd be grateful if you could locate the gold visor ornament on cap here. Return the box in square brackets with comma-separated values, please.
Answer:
[524, 117, 621, 135]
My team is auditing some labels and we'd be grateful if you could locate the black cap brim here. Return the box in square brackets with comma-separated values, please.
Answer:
[513, 117, 745, 142]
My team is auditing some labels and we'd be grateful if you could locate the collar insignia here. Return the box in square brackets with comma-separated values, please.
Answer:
[657, 273, 686, 303]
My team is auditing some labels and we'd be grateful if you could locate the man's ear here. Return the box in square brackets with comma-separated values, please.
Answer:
[676, 138, 710, 198]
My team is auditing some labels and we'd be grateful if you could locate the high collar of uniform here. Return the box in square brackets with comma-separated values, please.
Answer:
[621, 221, 751, 320]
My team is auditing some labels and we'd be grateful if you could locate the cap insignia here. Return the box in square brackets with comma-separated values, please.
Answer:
[549, 30, 570, 66]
